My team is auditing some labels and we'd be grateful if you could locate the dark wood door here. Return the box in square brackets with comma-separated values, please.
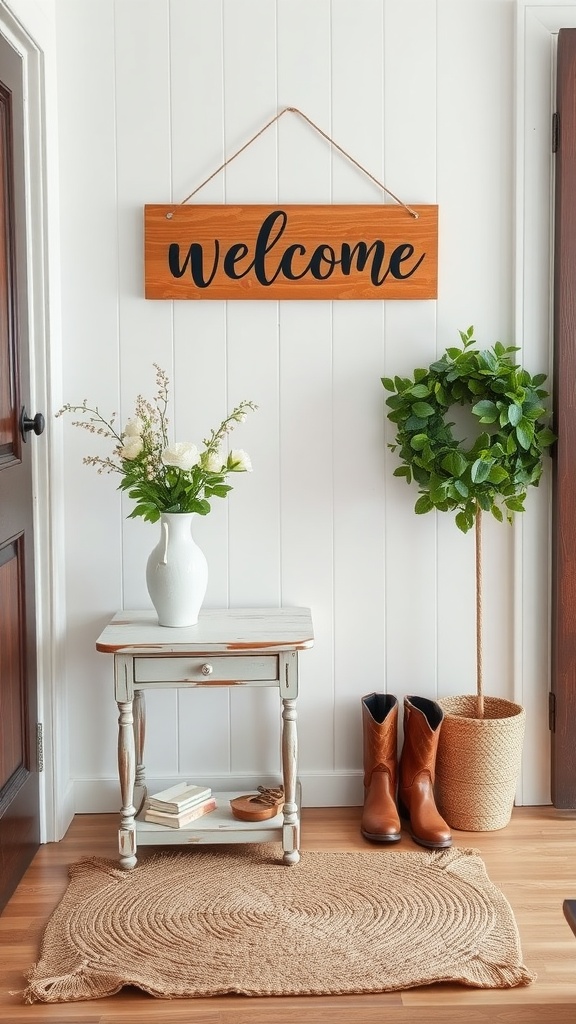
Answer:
[0, 42, 41, 912]
[551, 28, 576, 808]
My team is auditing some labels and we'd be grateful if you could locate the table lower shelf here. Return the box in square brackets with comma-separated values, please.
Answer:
[134, 789, 298, 847]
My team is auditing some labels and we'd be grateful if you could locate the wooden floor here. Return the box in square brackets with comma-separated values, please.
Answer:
[1, 806, 576, 1023]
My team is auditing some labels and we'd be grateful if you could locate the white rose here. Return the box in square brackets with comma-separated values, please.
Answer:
[228, 449, 252, 472]
[119, 436, 143, 460]
[124, 417, 144, 437]
[162, 442, 200, 472]
[202, 449, 225, 473]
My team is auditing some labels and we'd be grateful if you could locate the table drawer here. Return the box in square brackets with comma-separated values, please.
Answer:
[133, 655, 279, 685]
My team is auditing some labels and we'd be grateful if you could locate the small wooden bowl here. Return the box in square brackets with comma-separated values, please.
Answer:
[230, 793, 284, 822]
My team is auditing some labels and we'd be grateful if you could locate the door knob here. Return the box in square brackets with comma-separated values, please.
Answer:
[20, 407, 45, 442]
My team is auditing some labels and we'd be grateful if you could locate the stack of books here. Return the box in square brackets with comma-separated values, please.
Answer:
[144, 783, 217, 828]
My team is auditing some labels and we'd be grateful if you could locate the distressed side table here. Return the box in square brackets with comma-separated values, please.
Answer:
[96, 607, 313, 868]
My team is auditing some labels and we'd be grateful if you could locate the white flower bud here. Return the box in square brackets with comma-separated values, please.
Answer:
[228, 449, 252, 472]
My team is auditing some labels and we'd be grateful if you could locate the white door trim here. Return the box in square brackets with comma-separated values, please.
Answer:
[0, 1, 70, 841]
[514, 2, 576, 803]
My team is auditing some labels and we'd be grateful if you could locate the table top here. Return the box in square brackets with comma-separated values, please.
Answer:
[96, 607, 314, 655]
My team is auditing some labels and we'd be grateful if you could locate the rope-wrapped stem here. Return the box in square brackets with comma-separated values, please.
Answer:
[475, 506, 484, 719]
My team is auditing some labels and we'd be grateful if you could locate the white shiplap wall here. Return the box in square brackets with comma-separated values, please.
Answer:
[52, 0, 553, 813]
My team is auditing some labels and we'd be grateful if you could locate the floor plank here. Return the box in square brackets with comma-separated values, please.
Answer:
[0, 806, 575, 1023]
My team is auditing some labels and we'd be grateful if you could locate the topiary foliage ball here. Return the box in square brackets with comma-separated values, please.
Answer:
[382, 326, 555, 534]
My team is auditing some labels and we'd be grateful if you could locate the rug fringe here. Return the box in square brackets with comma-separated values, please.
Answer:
[22, 962, 124, 1004]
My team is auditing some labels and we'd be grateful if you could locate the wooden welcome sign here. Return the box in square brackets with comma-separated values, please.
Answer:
[144, 204, 438, 300]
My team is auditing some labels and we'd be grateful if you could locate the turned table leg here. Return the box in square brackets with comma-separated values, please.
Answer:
[280, 650, 300, 865]
[117, 698, 137, 869]
[281, 697, 299, 864]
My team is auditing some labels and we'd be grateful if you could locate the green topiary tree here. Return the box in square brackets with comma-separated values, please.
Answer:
[382, 326, 555, 716]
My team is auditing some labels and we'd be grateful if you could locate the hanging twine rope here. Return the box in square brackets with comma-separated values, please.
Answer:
[169, 106, 418, 219]
[476, 507, 484, 719]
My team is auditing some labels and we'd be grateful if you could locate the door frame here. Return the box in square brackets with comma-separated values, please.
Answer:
[516, 1, 576, 806]
[551, 27, 576, 806]
[0, 2, 68, 842]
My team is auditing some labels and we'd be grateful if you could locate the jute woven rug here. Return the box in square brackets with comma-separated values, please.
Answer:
[23, 844, 534, 1003]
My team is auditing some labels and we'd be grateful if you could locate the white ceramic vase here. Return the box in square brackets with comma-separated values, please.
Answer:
[146, 512, 208, 627]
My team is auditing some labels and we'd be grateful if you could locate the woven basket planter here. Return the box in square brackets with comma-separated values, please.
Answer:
[435, 695, 526, 832]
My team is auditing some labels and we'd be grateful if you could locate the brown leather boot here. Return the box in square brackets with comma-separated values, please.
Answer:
[398, 696, 452, 849]
[360, 693, 401, 842]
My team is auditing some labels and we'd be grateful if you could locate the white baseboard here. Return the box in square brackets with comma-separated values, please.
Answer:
[42, 778, 75, 842]
[55, 780, 76, 841]
[73, 771, 365, 813]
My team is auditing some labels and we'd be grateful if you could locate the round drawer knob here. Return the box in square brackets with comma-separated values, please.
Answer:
[201, 663, 213, 676]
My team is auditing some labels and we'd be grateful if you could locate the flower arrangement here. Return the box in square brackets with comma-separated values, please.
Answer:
[57, 364, 257, 523]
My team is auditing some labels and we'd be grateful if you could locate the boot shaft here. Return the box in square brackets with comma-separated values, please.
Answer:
[400, 695, 444, 787]
[361, 692, 398, 787]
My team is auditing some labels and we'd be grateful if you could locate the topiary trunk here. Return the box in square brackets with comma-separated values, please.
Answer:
[475, 507, 484, 718]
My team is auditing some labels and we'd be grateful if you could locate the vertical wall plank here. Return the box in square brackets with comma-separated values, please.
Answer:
[56, 0, 123, 783]
[277, 0, 332, 202]
[382, 0, 439, 723]
[113, 0, 179, 775]
[436, 0, 515, 707]
[114, 0, 174, 609]
[330, 0, 385, 789]
[276, 0, 335, 788]
[169, 0, 228, 607]
[222, 0, 282, 774]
